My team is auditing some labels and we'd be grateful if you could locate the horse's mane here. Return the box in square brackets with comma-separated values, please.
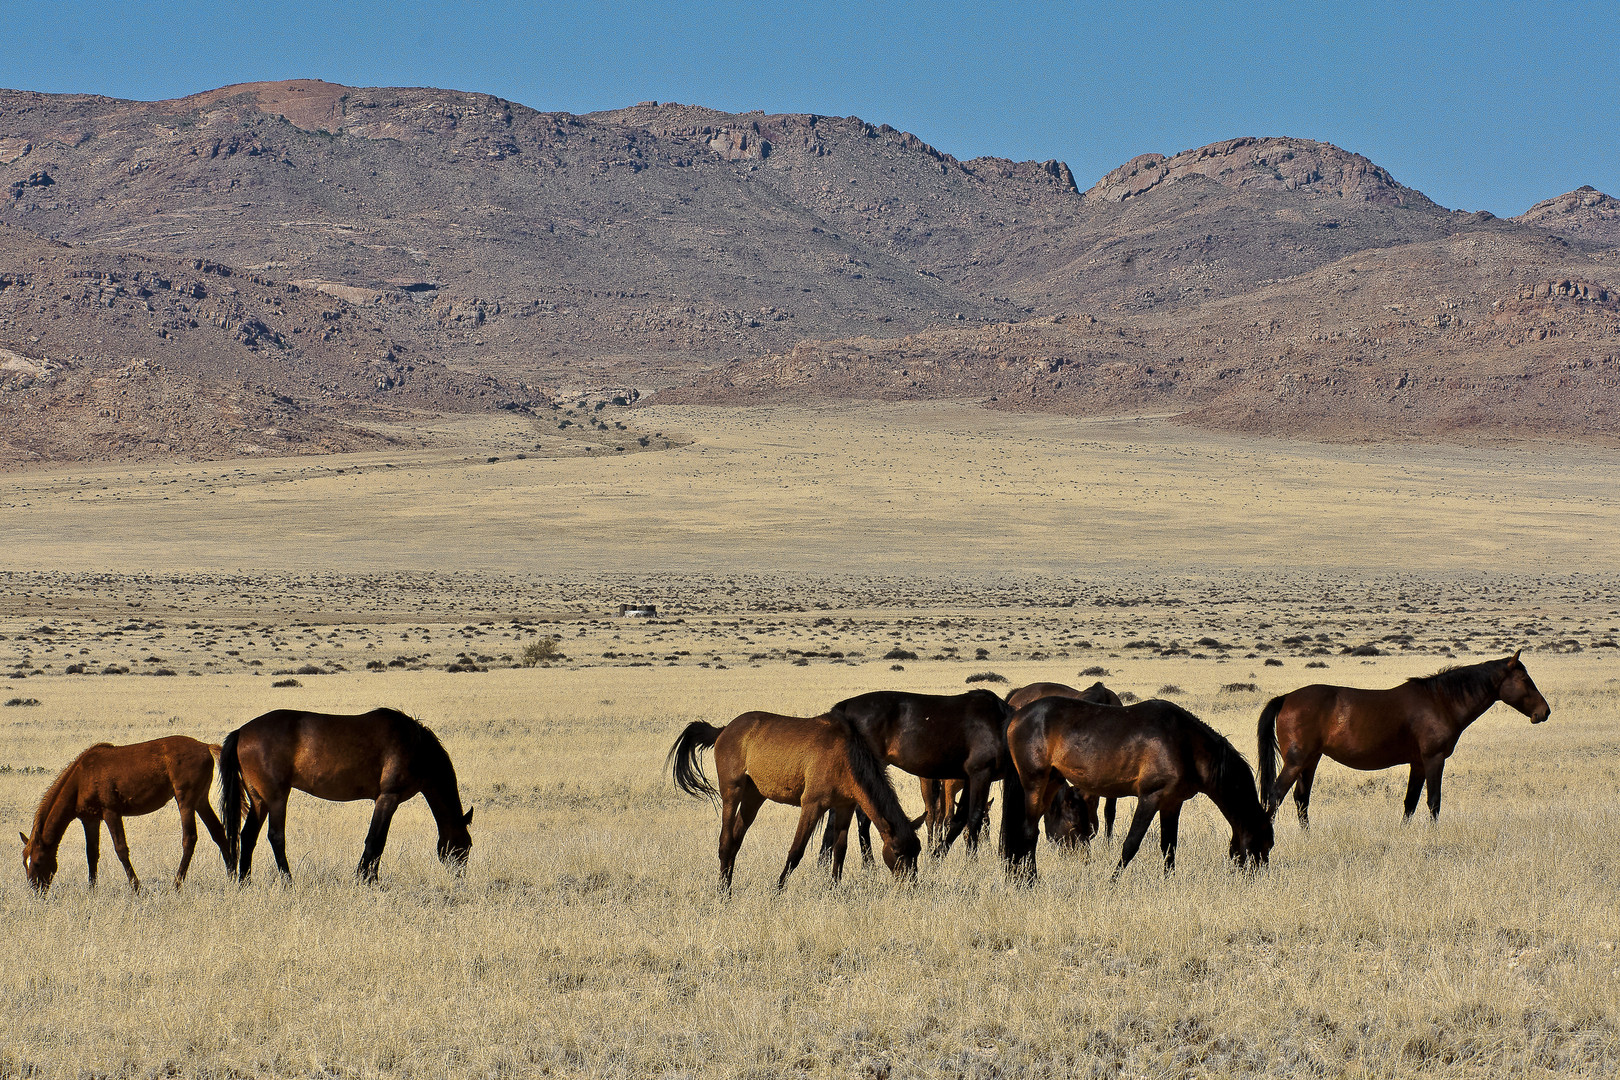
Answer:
[1149, 701, 1265, 825]
[1405, 656, 1505, 705]
[835, 717, 915, 840]
[28, 743, 111, 840]
[382, 709, 457, 782]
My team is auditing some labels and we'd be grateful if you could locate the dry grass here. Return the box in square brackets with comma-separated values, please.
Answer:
[3, 405, 1619, 1077]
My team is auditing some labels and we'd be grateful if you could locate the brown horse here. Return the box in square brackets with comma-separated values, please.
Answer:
[1008, 697, 1272, 880]
[1258, 652, 1549, 825]
[219, 708, 473, 883]
[1006, 681, 1125, 844]
[822, 689, 1027, 867]
[667, 711, 921, 889]
[19, 736, 230, 891]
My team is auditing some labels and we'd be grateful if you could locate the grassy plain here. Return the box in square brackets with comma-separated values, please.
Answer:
[2, 404, 1619, 1078]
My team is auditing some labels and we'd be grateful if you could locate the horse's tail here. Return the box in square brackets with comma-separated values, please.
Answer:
[218, 730, 243, 874]
[667, 721, 724, 803]
[1256, 695, 1286, 813]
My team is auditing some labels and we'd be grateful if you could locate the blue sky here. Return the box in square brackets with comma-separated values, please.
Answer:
[3, 1, 1614, 216]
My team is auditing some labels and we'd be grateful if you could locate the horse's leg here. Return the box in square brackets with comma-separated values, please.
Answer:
[919, 778, 940, 851]
[237, 799, 265, 881]
[265, 796, 293, 880]
[82, 816, 100, 887]
[718, 783, 763, 891]
[1402, 763, 1425, 820]
[1112, 794, 1162, 881]
[103, 814, 140, 891]
[175, 805, 198, 889]
[357, 794, 402, 883]
[856, 808, 874, 866]
[1267, 751, 1313, 825]
[1104, 797, 1117, 839]
[827, 805, 853, 883]
[195, 799, 231, 871]
[1293, 757, 1320, 829]
[1423, 755, 1447, 820]
[1157, 800, 1183, 875]
[944, 764, 994, 856]
[777, 800, 827, 889]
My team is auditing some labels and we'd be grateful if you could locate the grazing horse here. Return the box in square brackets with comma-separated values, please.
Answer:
[1006, 681, 1125, 843]
[219, 708, 473, 883]
[823, 689, 1026, 867]
[1257, 652, 1549, 825]
[20, 736, 230, 891]
[667, 711, 921, 889]
[1008, 697, 1272, 879]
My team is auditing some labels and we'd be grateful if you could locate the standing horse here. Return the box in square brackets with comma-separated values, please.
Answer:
[1006, 681, 1125, 843]
[667, 711, 921, 889]
[219, 708, 473, 883]
[1008, 697, 1272, 880]
[1257, 652, 1549, 825]
[823, 689, 1027, 868]
[19, 736, 230, 891]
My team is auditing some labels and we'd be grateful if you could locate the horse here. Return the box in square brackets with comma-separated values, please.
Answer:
[821, 688, 1028, 868]
[218, 708, 473, 883]
[1006, 681, 1125, 843]
[1257, 651, 1549, 826]
[19, 736, 231, 891]
[1007, 697, 1272, 880]
[666, 711, 921, 889]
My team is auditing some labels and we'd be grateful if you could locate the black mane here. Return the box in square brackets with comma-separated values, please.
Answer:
[1406, 656, 1506, 706]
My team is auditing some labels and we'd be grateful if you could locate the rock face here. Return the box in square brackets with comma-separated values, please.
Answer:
[0, 79, 1616, 460]
[1082, 137, 1431, 207]
[1514, 187, 1620, 246]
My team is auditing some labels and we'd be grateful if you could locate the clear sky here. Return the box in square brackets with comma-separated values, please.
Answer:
[3, 0, 1614, 216]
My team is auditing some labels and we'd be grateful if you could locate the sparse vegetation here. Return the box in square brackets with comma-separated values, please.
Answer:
[964, 671, 1007, 684]
[521, 638, 562, 666]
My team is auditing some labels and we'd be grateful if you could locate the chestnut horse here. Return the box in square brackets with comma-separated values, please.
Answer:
[1006, 681, 1124, 844]
[219, 708, 473, 883]
[1257, 652, 1549, 826]
[1008, 697, 1272, 880]
[667, 711, 921, 889]
[821, 689, 1028, 868]
[20, 736, 230, 891]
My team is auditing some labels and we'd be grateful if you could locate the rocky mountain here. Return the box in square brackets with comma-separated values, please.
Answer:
[1, 79, 1617, 461]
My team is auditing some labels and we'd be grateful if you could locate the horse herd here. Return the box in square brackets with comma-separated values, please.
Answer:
[17, 652, 1548, 892]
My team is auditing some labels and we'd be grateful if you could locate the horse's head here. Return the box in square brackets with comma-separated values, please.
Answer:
[1228, 813, 1273, 871]
[436, 808, 474, 870]
[19, 830, 55, 890]
[1499, 651, 1550, 723]
[1043, 786, 1097, 848]
[880, 828, 921, 881]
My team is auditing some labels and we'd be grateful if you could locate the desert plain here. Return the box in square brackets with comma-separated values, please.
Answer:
[2, 402, 1619, 1078]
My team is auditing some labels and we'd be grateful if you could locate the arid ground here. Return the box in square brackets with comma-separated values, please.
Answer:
[3, 404, 1618, 1078]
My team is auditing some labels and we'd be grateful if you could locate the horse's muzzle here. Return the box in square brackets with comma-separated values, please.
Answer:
[1531, 708, 1550, 724]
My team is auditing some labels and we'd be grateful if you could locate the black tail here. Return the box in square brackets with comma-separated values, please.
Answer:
[667, 721, 724, 803]
[218, 729, 243, 875]
[1256, 695, 1285, 813]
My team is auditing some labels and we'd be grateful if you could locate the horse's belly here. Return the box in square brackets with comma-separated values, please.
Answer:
[755, 775, 805, 806]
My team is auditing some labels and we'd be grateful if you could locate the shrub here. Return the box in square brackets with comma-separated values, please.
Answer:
[883, 648, 918, 661]
[521, 639, 563, 666]
[1157, 684, 1184, 695]
[4, 697, 40, 707]
[1221, 682, 1260, 693]
[965, 672, 1007, 684]
[1264, 658, 1284, 667]
[272, 679, 302, 688]
[1080, 666, 1110, 677]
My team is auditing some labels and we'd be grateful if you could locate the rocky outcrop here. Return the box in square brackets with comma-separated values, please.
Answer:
[1083, 137, 1431, 208]
[1514, 187, 1620, 245]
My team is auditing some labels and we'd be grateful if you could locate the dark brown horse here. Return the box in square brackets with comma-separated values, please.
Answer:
[1008, 697, 1272, 880]
[821, 689, 1027, 867]
[1006, 681, 1125, 844]
[667, 711, 921, 889]
[1258, 652, 1549, 825]
[20, 736, 230, 891]
[219, 708, 473, 883]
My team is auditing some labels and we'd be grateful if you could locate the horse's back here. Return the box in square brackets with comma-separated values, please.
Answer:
[234, 708, 417, 802]
[723, 711, 840, 804]
[1276, 683, 1422, 766]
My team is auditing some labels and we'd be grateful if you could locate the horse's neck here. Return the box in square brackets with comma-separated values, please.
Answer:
[1197, 751, 1253, 830]
[32, 770, 81, 849]
[421, 774, 464, 829]
[1443, 665, 1505, 732]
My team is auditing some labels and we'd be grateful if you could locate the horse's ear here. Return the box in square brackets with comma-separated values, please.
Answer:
[19, 832, 27, 846]
[462, 808, 474, 826]
[1512, 649, 1522, 663]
